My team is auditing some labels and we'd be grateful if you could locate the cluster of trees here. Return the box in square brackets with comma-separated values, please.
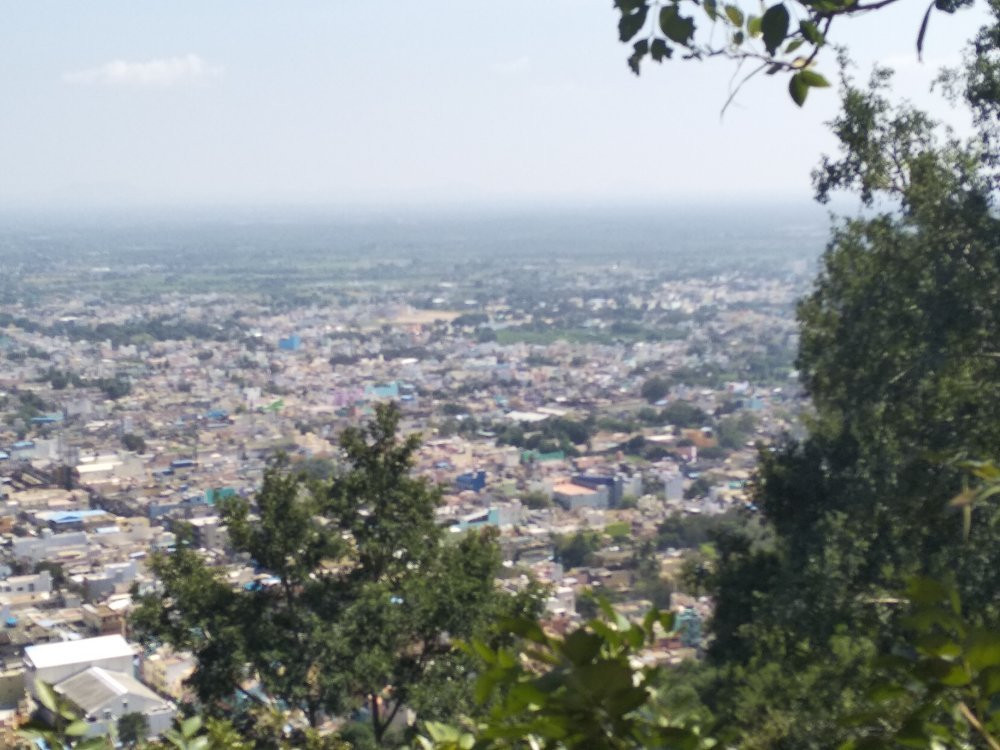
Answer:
[37, 368, 132, 400]
[673, 4, 1000, 744]
[0, 312, 243, 348]
[495, 417, 591, 454]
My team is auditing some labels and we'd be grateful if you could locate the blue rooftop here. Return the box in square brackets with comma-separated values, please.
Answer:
[39, 510, 108, 524]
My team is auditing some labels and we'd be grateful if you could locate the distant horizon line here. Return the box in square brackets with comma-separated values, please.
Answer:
[0, 195, 855, 223]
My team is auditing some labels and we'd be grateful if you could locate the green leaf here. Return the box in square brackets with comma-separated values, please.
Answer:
[868, 683, 909, 703]
[785, 38, 804, 53]
[34, 679, 58, 713]
[642, 607, 660, 633]
[789, 72, 808, 106]
[562, 630, 603, 666]
[798, 69, 830, 87]
[903, 606, 965, 635]
[895, 718, 929, 747]
[659, 611, 676, 632]
[623, 623, 645, 649]
[577, 659, 633, 696]
[915, 633, 961, 659]
[966, 630, 1000, 670]
[650, 38, 672, 61]
[425, 721, 461, 743]
[65, 720, 90, 737]
[800, 19, 824, 44]
[940, 662, 971, 686]
[704, 0, 718, 20]
[181, 715, 203, 739]
[907, 577, 951, 606]
[659, 6, 696, 45]
[496, 647, 517, 670]
[506, 682, 548, 711]
[761, 3, 790, 55]
[474, 670, 499, 705]
[724, 4, 744, 25]
[502, 617, 549, 645]
[470, 639, 497, 665]
[747, 15, 762, 36]
[607, 685, 651, 716]
[977, 665, 1000, 696]
[618, 7, 649, 42]
[628, 39, 649, 74]
[733, 30, 745, 45]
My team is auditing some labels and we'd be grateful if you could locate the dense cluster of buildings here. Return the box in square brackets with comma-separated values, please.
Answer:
[0, 255, 810, 739]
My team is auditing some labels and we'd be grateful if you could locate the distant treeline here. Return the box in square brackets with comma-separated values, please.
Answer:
[0, 312, 242, 347]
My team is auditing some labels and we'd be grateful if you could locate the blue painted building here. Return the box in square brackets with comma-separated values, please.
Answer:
[456, 470, 487, 493]
[278, 334, 302, 351]
[365, 382, 400, 400]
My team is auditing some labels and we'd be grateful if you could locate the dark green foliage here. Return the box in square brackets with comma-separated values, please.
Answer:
[683, 477, 711, 500]
[520, 490, 552, 510]
[696, 19, 1000, 745]
[475, 327, 498, 343]
[96, 377, 131, 400]
[553, 531, 602, 569]
[133, 404, 531, 743]
[640, 376, 670, 404]
[655, 510, 745, 551]
[660, 401, 708, 429]
[117, 712, 149, 747]
[122, 433, 146, 453]
[416, 604, 703, 750]
[611, 0, 965, 104]
[630, 540, 674, 608]
[844, 578, 1000, 749]
[715, 413, 755, 450]
[503, 417, 593, 454]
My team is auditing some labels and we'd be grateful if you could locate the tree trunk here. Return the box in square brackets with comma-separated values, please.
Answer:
[370, 693, 384, 745]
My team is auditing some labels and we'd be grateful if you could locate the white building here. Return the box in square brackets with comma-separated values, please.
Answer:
[24, 634, 136, 689]
[24, 635, 176, 738]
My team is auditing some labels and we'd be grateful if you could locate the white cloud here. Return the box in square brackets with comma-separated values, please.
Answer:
[63, 53, 223, 88]
[490, 56, 531, 75]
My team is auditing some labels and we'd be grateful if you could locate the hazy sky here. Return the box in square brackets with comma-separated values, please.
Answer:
[0, 1, 988, 210]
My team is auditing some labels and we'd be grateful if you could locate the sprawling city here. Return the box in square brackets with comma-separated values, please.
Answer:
[0, 211, 821, 743]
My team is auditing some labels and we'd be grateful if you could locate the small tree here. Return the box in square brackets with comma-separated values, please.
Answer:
[640, 376, 669, 404]
[122, 433, 146, 453]
[117, 712, 148, 747]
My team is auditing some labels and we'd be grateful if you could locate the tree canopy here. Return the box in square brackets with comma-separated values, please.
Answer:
[674, 6, 1000, 744]
[133, 403, 539, 745]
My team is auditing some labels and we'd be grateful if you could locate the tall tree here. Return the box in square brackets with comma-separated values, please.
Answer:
[690, 10, 1000, 745]
[133, 403, 535, 744]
